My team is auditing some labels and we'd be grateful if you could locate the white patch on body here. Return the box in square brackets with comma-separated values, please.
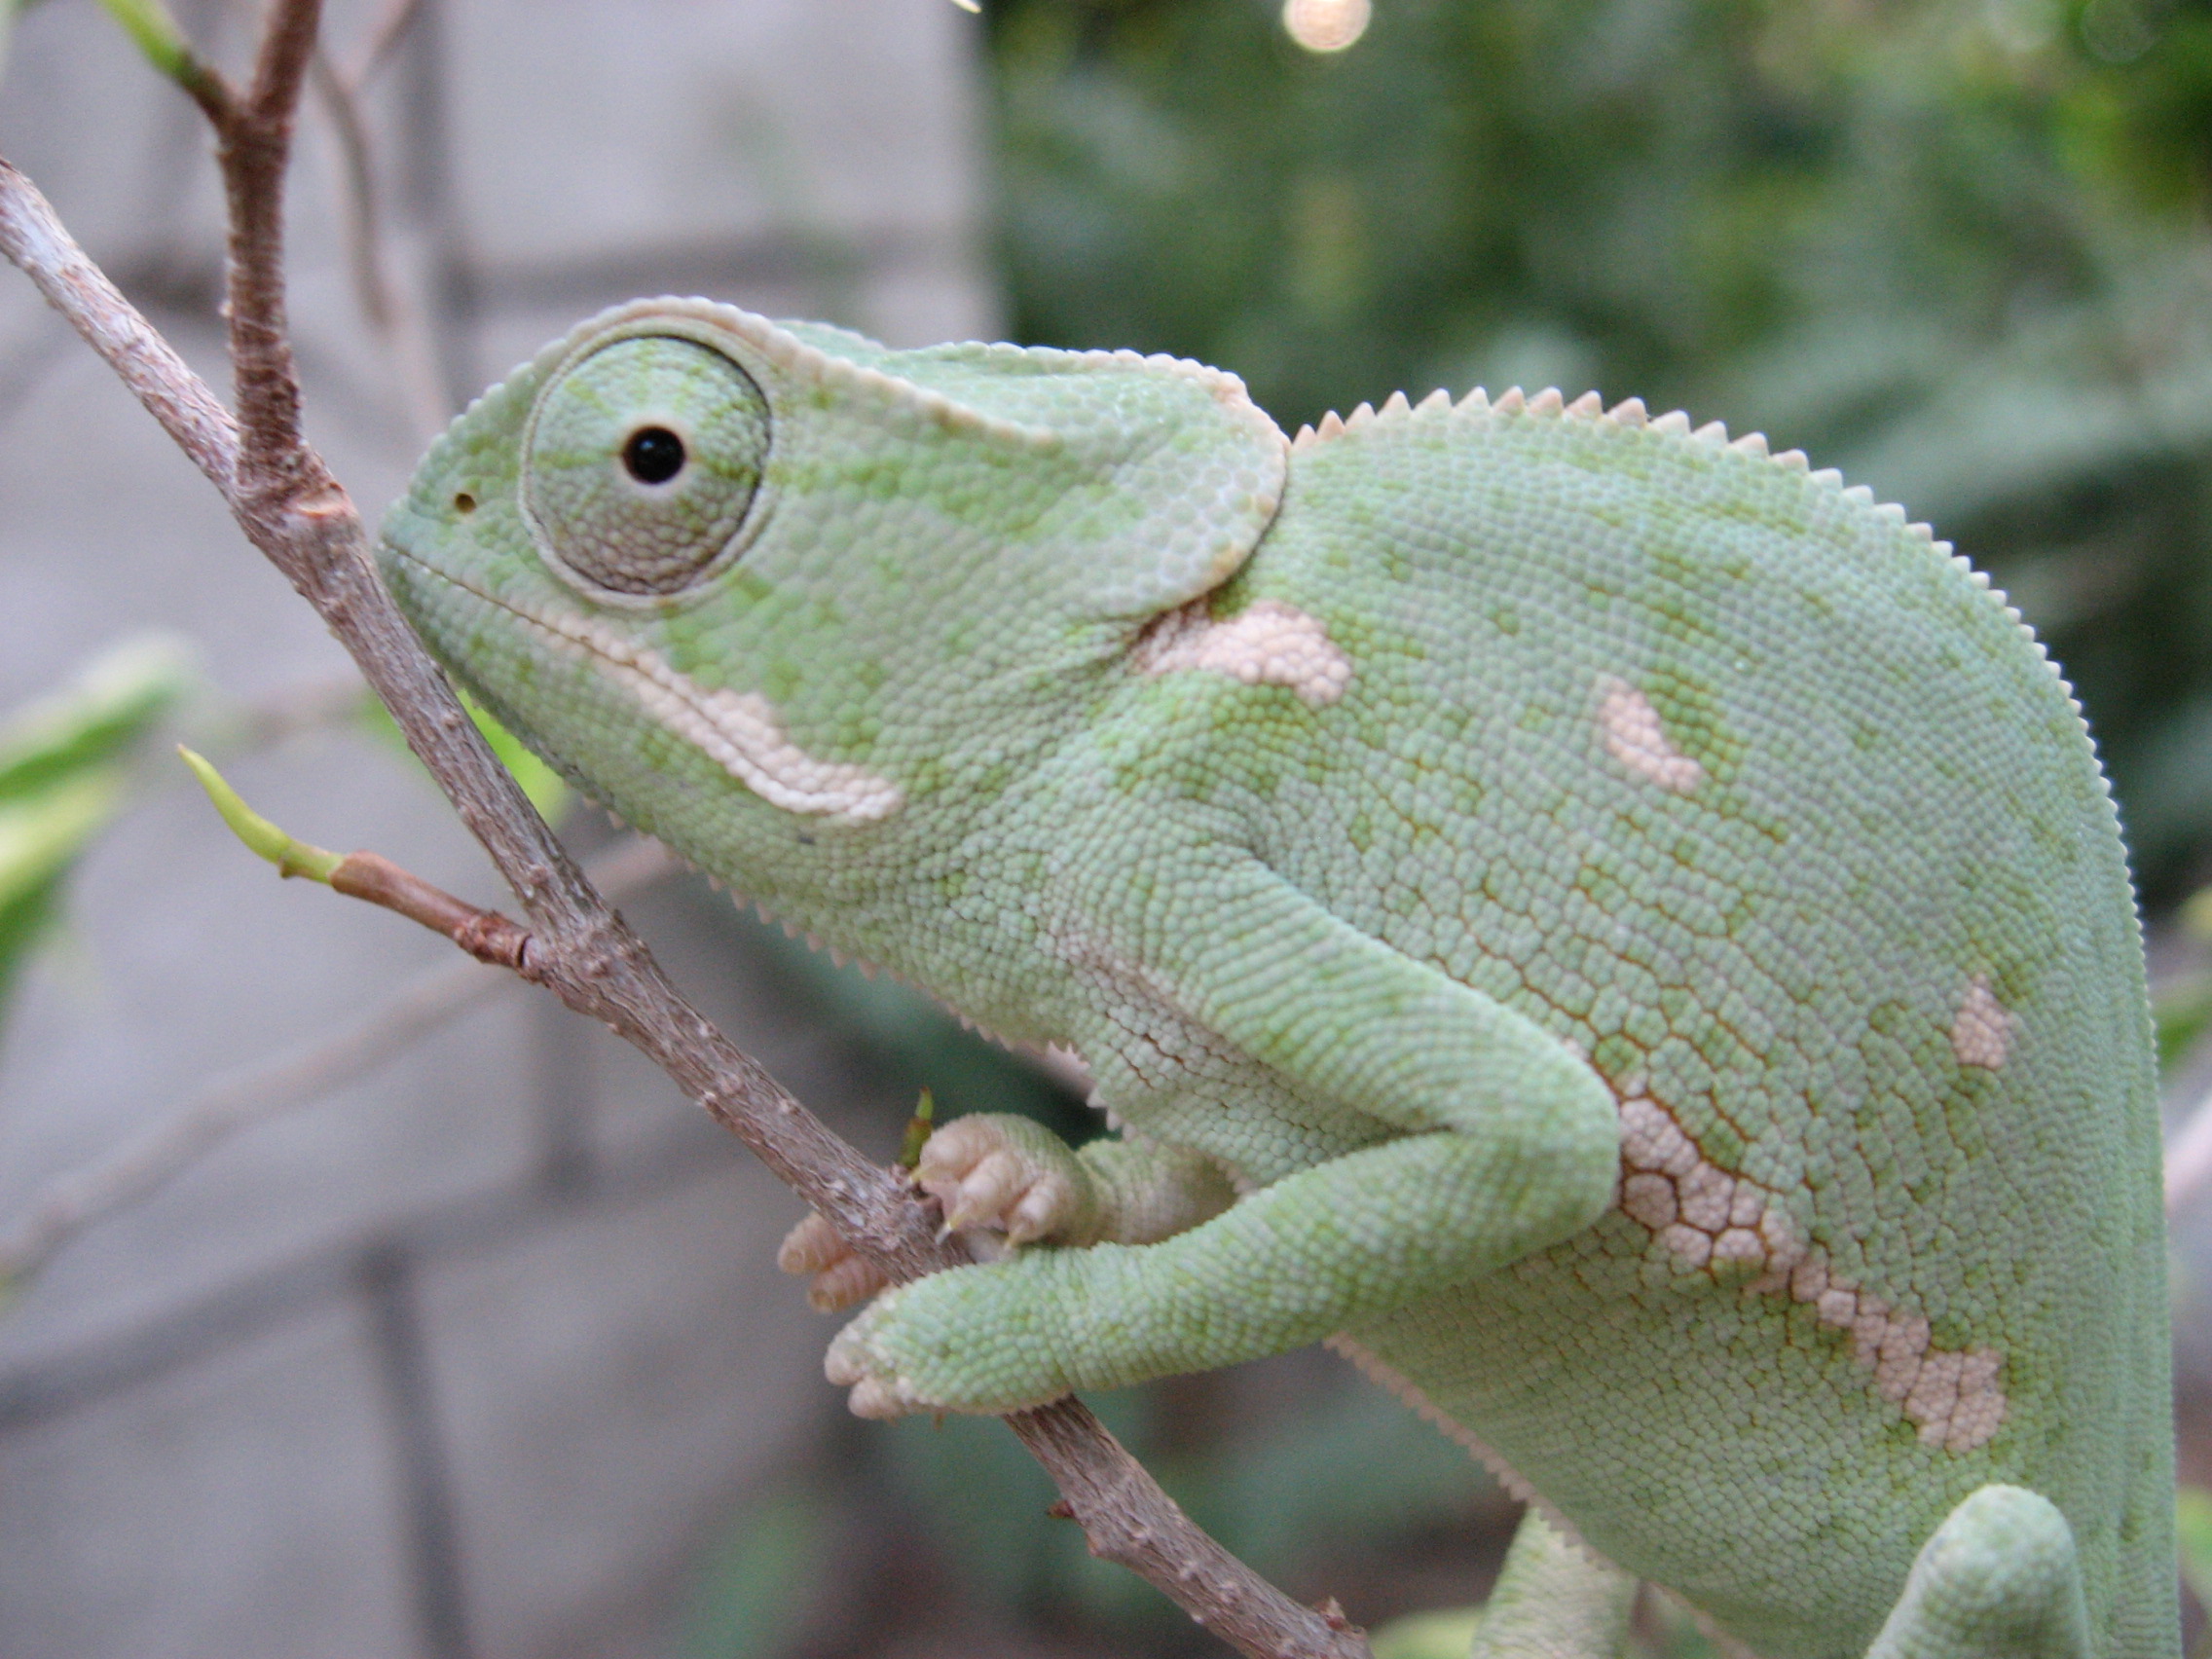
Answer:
[519, 608, 903, 823]
[1130, 599, 1353, 707]
[1614, 1094, 2006, 1452]
[1950, 977, 2015, 1070]
[1596, 676, 1705, 793]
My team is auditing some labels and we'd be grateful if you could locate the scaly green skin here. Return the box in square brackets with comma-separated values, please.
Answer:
[379, 299, 2174, 1659]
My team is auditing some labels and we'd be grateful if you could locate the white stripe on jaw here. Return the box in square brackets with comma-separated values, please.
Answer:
[518, 605, 904, 824]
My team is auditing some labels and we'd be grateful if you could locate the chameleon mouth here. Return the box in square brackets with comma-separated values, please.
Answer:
[382, 546, 904, 825]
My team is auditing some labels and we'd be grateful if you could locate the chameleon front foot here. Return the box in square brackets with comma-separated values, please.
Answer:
[823, 1286, 932, 1419]
[822, 1267, 1079, 1419]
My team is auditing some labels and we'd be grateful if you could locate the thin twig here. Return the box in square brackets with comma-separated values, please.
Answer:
[346, 0, 426, 87]
[0, 7, 1372, 1653]
[326, 850, 533, 969]
[0, 836, 677, 1290]
[310, 48, 395, 331]
[308, 46, 451, 439]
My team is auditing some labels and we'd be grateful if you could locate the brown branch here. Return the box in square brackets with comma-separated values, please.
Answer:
[219, 0, 330, 516]
[0, 6, 1374, 1652]
[0, 158, 238, 491]
[328, 850, 534, 971]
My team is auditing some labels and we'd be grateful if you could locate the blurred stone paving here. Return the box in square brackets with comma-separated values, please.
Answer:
[0, 3, 995, 1655]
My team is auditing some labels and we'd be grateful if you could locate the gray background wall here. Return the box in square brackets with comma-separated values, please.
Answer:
[0, 3, 1000, 1654]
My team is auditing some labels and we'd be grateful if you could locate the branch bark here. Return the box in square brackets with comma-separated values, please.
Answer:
[0, 8, 1374, 1655]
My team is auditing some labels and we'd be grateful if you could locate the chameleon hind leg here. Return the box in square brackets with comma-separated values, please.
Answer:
[1863, 1486, 2089, 1659]
[1468, 1510, 1637, 1659]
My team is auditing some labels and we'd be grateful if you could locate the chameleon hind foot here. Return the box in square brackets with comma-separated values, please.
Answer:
[777, 1114, 1098, 1313]
[912, 1113, 1095, 1242]
[776, 1211, 892, 1311]
[1864, 1486, 2089, 1659]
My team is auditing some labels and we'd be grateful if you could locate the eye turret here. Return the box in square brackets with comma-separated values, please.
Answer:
[522, 335, 769, 597]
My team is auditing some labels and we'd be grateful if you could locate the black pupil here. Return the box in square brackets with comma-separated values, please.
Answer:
[622, 426, 686, 485]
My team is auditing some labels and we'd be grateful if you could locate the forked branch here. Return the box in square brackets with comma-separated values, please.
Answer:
[0, 3, 1372, 1654]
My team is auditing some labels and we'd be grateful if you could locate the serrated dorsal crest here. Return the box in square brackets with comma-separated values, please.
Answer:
[1567, 390, 1604, 419]
[1608, 397, 1648, 427]
[1381, 390, 1412, 418]
[1529, 387, 1565, 417]
[1417, 388, 1452, 413]
[1494, 387, 1527, 414]
[1652, 410, 1692, 436]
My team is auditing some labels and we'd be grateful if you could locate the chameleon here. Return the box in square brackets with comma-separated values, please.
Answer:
[377, 296, 2175, 1659]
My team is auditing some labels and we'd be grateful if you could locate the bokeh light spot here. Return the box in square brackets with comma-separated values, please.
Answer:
[1283, 0, 1370, 54]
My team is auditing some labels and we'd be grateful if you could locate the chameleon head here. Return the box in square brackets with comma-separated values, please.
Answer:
[377, 299, 1286, 870]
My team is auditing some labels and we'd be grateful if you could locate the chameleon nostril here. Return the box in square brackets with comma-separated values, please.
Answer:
[452, 491, 477, 514]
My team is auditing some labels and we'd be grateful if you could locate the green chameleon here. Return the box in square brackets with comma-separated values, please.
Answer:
[378, 298, 2174, 1659]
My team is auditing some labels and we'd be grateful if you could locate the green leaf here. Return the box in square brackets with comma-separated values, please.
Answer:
[356, 693, 571, 824]
[92, 0, 192, 82]
[897, 1087, 937, 1168]
[2156, 970, 2212, 1074]
[176, 748, 343, 883]
[2178, 1488, 2212, 1610]
[0, 770, 125, 1015]
[0, 635, 193, 803]
[1370, 1607, 1484, 1659]
[0, 639, 190, 1037]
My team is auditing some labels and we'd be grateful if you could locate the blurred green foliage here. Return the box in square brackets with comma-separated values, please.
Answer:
[0, 638, 190, 1038]
[988, 0, 2212, 899]
[356, 690, 572, 825]
[1370, 1605, 1486, 1659]
[2179, 1486, 2212, 1613]
[676, 1482, 836, 1659]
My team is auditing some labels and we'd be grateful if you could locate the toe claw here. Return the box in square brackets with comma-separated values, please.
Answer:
[1007, 1176, 1073, 1244]
[825, 1344, 862, 1387]
[848, 1378, 908, 1419]
[945, 1151, 1024, 1231]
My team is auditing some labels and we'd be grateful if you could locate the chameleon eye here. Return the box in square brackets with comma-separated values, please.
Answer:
[622, 425, 686, 485]
[523, 335, 769, 597]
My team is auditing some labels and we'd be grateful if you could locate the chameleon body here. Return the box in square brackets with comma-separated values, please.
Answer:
[379, 298, 2175, 1659]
